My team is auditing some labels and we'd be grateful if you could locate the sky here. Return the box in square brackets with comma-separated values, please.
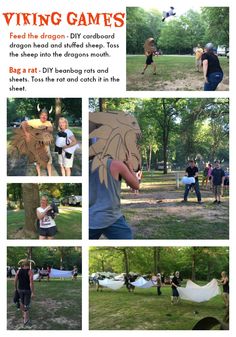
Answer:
[140, 2, 201, 16]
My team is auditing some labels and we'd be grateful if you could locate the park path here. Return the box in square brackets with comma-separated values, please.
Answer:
[121, 178, 229, 239]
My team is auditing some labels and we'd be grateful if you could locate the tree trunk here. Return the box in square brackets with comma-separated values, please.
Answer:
[101, 259, 105, 272]
[162, 99, 169, 174]
[191, 247, 196, 281]
[55, 97, 62, 129]
[123, 248, 129, 275]
[153, 247, 161, 274]
[207, 258, 211, 281]
[99, 98, 107, 112]
[148, 144, 152, 171]
[27, 247, 33, 269]
[22, 184, 40, 234]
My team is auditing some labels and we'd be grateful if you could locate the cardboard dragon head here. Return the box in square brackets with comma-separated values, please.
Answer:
[89, 111, 141, 187]
[144, 37, 157, 53]
[11, 126, 53, 168]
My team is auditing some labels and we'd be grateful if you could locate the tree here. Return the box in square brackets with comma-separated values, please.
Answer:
[202, 7, 229, 46]
[21, 184, 39, 234]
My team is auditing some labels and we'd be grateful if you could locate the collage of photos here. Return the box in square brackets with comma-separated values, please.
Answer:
[5, 1, 231, 335]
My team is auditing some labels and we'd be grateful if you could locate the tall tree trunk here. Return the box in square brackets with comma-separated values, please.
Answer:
[153, 247, 161, 274]
[191, 247, 196, 281]
[101, 259, 105, 272]
[162, 99, 169, 174]
[148, 144, 152, 171]
[55, 97, 62, 129]
[207, 258, 211, 281]
[99, 98, 107, 112]
[27, 247, 33, 269]
[22, 184, 39, 234]
[123, 248, 129, 275]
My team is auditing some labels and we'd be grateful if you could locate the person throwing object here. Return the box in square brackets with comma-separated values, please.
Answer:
[182, 160, 202, 204]
[202, 43, 223, 91]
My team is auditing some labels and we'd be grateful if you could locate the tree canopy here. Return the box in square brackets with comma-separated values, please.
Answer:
[89, 98, 229, 172]
[7, 98, 82, 125]
[126, 7, 229, 54]
[7, 247, 82, 272]
[89, 247, 228, 281]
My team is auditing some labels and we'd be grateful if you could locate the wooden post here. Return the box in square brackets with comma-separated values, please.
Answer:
[176, 171, 180, 189]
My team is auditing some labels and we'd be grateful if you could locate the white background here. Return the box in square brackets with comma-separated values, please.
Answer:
[0, 0, 234, 336]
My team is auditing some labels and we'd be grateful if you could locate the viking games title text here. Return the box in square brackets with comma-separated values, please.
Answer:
[2, 12, 125, 27]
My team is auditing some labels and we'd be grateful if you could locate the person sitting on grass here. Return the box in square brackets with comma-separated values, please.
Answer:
[141, 38, 157, 75]
[211, 160, 225, 204]
[182, 160, 202, 204]
[14, 259, 34, 327]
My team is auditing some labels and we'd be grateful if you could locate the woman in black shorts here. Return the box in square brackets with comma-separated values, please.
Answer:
[37, 195, 57, 240]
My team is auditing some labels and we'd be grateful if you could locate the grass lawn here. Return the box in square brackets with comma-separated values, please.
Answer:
[126, 55, 229, 91]
[121, 171, 229, 240]
[7, 206, 82, 239]
[89, 282, 226, 330]
[7, 279, 82, 330]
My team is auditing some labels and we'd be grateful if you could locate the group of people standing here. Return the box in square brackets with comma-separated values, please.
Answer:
[141, 39, 224, 91]
[183, 159, 227, 204]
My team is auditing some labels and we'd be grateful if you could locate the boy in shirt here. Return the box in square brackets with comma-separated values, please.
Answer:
[211, 160, 225, 204]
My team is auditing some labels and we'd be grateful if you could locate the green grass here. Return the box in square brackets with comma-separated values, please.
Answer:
[7, 206, 82, 239]
[89, 283, 226, 330]
[120, 171, 229, 240]
[126, 55, 229, 91]
[7, 279, 82, 330]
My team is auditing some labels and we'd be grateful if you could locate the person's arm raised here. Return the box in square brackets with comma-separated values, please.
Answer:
[110, 160, 139, 190]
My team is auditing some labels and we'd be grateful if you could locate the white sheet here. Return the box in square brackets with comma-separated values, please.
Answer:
[98, 278, 124, 290]
[49, 268, 73, 278]
[177, 279, 221, 302]
[181, 176, 195, 185]
[131, 276, 154, 288]
[33, 273, 39, 280]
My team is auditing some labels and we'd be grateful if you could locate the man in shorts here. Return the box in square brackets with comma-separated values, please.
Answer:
[21, 108, 53, 176]
[14, 260, 34, 326]
[211, 160, 225, 204]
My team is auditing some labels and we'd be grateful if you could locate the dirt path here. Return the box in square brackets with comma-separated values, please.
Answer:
[127, 72, 229, 91]
[121, 183, 229, 239]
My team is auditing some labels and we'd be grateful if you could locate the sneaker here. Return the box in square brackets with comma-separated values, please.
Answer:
[198, 201, 203, 204]
[181, 200, 187, 203]
[213, 200, 218, 204]
[218, 201, 221, 204]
